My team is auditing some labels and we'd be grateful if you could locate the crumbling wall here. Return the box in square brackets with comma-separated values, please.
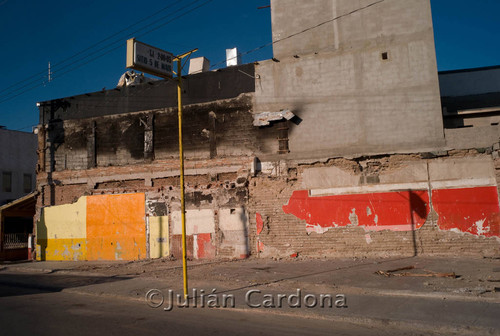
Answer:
[249, 152, 500, 258]
[36, 157, 253, 260]
[40, 94, 282, 172]
[36, 148, 500, 261]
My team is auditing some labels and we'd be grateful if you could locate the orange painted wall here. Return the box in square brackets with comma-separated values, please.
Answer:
[86, 193, 146, 260]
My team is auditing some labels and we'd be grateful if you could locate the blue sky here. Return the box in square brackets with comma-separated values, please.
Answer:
[0, 0, 499, 131]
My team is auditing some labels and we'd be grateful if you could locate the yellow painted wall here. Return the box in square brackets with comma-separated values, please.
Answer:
[36, 197, 87, 261]
[149, 216, 169, 259]
[86, 193, 146, 260]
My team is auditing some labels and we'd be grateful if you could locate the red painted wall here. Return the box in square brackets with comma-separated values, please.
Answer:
[283, 187, 500, 238]
[432, 186, 500, 237]
[283, 190, 430, 233]
[196, 233, 215, 259]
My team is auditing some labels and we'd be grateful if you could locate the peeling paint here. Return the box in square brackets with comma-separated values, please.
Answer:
[349, 209, 359, 226]
[284, 186, 500, 239]
[115, 241, 123, 260]
[256, 213, 264, 235]
[283, 190, 430, 233]
[195, 233, 215, 259]
[305, 224, 331, 234]
[475, 219, 488, 235]
[432, 186, 500, 238]
[86, 193, 146, 260]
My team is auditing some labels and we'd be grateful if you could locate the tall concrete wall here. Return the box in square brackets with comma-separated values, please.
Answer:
[255, 0, 444, 158]
[0, 129, 37, 205]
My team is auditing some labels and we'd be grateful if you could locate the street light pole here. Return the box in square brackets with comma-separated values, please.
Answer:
[174, 49, 197, 299]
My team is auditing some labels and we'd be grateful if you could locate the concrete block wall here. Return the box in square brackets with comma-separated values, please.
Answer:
[255, 0, 444, 158]
[445, 125, 500, 150]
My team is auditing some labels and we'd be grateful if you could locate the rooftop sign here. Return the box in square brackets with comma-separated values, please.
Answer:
[126, 38, 173, 79]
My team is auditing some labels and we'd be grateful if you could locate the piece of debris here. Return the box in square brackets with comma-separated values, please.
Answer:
[387, 265, 415, 273]
[375, 265, 456, 278]
[117, 70, 156, 87]
[253, 110, 295, 126]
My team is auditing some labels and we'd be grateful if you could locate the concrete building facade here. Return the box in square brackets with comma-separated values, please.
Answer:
[0, 128, 37, 260]
[0, 128, 37, 206]
[257, 0, 444, 157]
[34, 0, 500, 261]
[439, 65, 500, 149]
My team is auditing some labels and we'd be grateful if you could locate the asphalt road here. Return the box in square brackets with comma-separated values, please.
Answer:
[0, 282, 435, 336]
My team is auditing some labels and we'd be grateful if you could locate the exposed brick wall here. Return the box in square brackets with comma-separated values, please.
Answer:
[36, 89, 500, 260]
[248, 152, 500, 258]
[41, 94, 283, 173]
[35, 150, 500, 260]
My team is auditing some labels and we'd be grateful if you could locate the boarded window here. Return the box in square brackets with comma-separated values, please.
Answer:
[23, 174, 32, 193]
[2, 172, 12, 192]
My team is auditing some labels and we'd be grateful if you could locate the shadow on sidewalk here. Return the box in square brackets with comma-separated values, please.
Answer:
[0, 272, 130, 298]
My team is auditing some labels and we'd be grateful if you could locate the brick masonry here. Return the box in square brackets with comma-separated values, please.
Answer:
[36, 145, 500, 260]
[33, 0, 499, 260]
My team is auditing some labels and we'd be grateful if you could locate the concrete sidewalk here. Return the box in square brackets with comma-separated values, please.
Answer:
[1, 256, 499, 335]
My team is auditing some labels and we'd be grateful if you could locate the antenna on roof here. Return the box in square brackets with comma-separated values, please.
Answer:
[48, 62, 52, 82]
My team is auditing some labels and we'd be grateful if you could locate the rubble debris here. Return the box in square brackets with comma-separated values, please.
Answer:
[375, 265, 457, 278]
[253, 110, 295, 126]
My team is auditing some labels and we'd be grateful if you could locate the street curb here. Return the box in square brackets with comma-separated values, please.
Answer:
[62, 286, 498, 336]
[352, 287, 500, 303]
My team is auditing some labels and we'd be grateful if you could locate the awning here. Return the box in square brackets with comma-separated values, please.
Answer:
[0, 192, 37, 217]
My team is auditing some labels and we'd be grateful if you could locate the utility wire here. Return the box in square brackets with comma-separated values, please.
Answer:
[52, 0, 213, 81]
[0, 0, 191, 96]
[0, 0, 212, 104]
[0, 0, 381, 104]
[209, 0, 385, 70]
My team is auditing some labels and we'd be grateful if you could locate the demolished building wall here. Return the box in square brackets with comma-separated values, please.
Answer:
[34, 0, 500, 261]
